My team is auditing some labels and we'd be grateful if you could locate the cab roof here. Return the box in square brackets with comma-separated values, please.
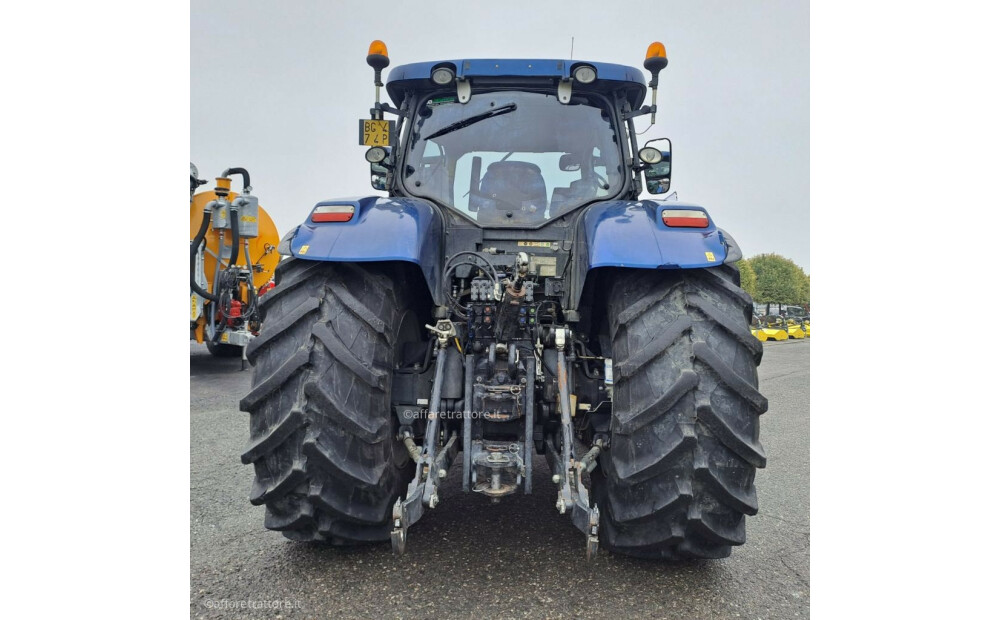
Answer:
[385, 59, 648, 109]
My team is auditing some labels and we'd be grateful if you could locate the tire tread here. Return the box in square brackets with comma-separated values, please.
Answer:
[240, 259, 415, 543]
[596, 265, 767, 560]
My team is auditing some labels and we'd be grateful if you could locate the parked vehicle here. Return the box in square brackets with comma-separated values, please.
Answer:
[190, 165, 280, 365]
[239, 41, 766, 560]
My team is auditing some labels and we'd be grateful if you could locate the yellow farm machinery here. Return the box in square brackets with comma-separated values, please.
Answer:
[752, 315, 789, 341]
[190, 164, 280, 365]
[752, 302, 810, 341]
[785, 319, 807, 339]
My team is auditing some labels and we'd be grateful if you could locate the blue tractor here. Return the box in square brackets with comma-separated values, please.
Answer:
[240, 41, 767, 560]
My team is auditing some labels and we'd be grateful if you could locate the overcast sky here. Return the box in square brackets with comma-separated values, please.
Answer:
[192, 0, 808, 272]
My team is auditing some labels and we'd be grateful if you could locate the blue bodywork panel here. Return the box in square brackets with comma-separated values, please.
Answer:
[288, 196, 443, 297]
[386, 59, 647, 108]
[582, 201, 729, 269]
[285, 197, 732, 309]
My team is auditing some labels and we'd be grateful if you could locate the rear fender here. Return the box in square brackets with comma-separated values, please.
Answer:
[285, 196, 444, 303]
[570, 200, 742, 310]
[581, 200, 736, 269]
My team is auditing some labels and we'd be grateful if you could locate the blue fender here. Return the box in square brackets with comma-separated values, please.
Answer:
[581, 200, 737, 270]
[286, 196, 444, 300]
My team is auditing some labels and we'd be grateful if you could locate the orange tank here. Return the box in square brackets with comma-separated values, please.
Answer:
[190, 187, 280, 345]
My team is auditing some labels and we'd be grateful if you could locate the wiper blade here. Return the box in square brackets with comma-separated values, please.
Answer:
[423, 103, 517, 140]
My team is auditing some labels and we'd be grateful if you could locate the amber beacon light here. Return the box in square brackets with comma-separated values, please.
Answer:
[643, 41, 668, 124]
[367, 40, 391, 112]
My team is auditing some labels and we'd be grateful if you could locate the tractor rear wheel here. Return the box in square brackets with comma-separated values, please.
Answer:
[239, 259, 417, 543]
[592, 265, 767, 559]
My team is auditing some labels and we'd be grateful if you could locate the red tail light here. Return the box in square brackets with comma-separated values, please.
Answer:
[311, 205, 355, 222]
[661, 209, 709, 228]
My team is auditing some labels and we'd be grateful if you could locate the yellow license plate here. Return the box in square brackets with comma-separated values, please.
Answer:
[359, 119, 395, 147]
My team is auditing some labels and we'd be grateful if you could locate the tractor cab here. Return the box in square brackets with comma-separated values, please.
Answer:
[360, 45, 674, 228]
[402, 88, 623, 226]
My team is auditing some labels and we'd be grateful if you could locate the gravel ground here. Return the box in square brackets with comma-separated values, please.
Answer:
[191, 338, 809, 619]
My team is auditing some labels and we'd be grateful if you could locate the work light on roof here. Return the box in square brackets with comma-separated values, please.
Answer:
[431, 66, 455, 85]
[572, 65, 597, 84]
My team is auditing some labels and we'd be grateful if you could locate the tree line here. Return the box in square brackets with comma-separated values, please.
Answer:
[736, 254, 810, 307]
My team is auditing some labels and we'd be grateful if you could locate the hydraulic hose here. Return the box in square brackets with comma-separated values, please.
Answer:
[228, 205, 241, 267]
[243, 239, 259, 322]
[191, 207, 219, 302]
[222, 167, 250, 192]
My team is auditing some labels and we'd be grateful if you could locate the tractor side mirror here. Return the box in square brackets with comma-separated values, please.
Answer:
[559, 153, 581, 172]
[643, 137, 672, 194]
[367, 146, 390, 191]
[371, 162, 388, 191]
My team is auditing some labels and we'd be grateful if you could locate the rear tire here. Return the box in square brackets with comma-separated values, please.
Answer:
[239, 259, 417, 543]
[592, 265, 767, 559]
